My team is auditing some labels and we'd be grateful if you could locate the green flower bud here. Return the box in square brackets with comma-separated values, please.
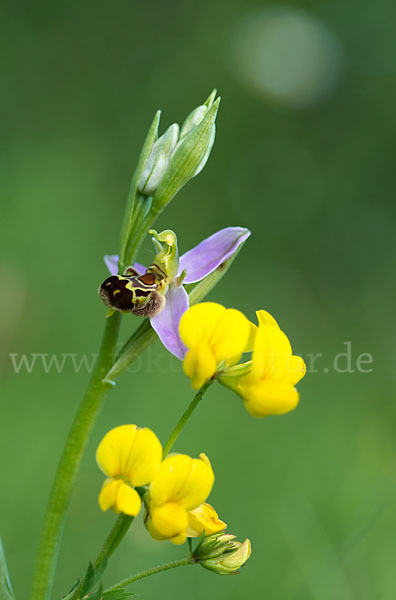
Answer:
[198, 538, 252, 575]
[138, 123, 179, 196]
[180, 105, 208, 139]
[151, 95, 220, 216]
[196, 532, 239, 560]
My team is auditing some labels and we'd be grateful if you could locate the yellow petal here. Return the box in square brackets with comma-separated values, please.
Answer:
[150, 454, 193, 506]
[96, 425, 138, 478]
[186, 502, 226, 537]
[96, 424, 162, 486]
[124, 427, 162, 486]
[183, 342, 217, 389]
[170, 531, 187, 545]
[245, 321, 258, 352]
[239, 378, 299, 417]
[98, 479, 122, 512]
[285, 355, 306, 385]
[225, 321, 257, 367]
[150, 453, 214, 510]
[150, 502, 188, 539]
[256, 310, 280, 329]
[179, 302, 226, 348]
[116, 483, 142, 516]
[145, 512, 167, 541]
[209, 308, 250, 364]
[250, 324, 292, 380]
[174, 454, 215, 510]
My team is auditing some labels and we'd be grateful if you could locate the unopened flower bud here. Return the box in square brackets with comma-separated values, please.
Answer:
[198, 538, 252, 575]
[151, 96, 220, 215]
[180, 105, 208, 139]
[138, 123, 179, 196]
[197, 532, 238, 560]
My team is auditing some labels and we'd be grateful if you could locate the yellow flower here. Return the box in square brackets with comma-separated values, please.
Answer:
[179, 302, 252, 389]
[146, 453, 216, 544]
[96, 424, 162, 516]
[222, 310, 306, 417]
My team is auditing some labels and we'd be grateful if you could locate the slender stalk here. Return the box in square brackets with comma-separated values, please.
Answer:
[103, 557, 193, 593]
[95, 514, 134, 569]
[104, 320, 155, 384]
[162, 380, 213, 458]
[70, 515, 134, 600]
[30, 313, 121, 600]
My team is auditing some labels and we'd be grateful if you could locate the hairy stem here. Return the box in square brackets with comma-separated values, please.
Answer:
[103, 557, 193, 593]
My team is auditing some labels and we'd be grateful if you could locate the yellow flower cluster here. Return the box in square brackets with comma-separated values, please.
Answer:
[95, 302, 304, 571]
[96, 425, 225, 544]
[179, 302, 306, 417]
[146, 453, 225, 544]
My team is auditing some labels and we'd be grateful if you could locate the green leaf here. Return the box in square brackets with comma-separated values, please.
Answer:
[103, 590, 135, 600]
[81, 562, 96, 595]
[62, 580, 80, 600]
[87, 584, 103, 600]
[191, 530, 206, 557]
[0, 538, 15, 600]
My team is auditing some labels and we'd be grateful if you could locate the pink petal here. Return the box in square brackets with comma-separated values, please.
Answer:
[150, 285, 189, 359]
[179, 227, 251, 284]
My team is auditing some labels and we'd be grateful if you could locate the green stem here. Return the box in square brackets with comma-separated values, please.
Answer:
[103, 320, 156, 384]
[95, 514, 134, 569]
[103, 557, 193, 593]
[30, 313, 121, 600]
[70, 514, 134, 600]
[162, 380, 214, 458]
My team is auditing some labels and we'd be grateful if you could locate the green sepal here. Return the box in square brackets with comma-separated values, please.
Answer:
[103, 590, 135, 600]
[80, 562, 96, 595]
[0, 539, 15, 600]
[203, 88, 217, 109]
[220, 360, 252, 377]
[87, 584, 103, 600]
[217, 360, 252, 393]
[65, 555, 109, 600]
[191, 530, 206, 557]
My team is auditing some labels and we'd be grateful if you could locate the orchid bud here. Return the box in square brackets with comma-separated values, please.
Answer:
[151, 95, 220, 216]
[179, 88, 217, 139]
[138, 123, 179, 196]
[180, 105, 208, 139]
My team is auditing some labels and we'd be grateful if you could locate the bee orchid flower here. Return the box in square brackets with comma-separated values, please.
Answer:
[104, 227, 250, 359]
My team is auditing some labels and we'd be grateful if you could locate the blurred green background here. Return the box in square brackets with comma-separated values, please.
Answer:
[1, 0, 396, 598]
